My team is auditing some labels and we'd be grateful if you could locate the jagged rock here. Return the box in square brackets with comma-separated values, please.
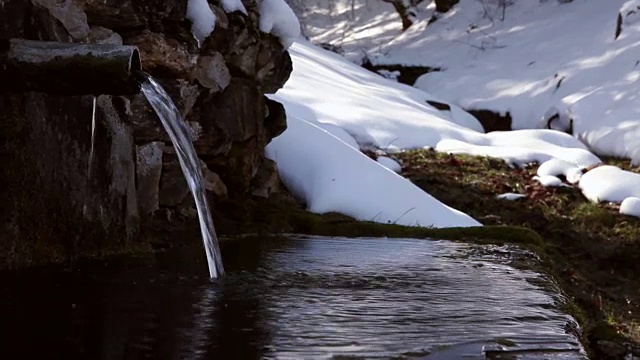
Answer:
[136, 142, 163, 215]
[159, 156, 228, 207]
[251, 159, 280, 198]
[126, 31, 196, 78]
[194, 52, 231, 92]
[265, 97, 287, 140]
[206, 9, 293, 93]
[129, 79, 200, 142]
[0, 0, 293, 267]
[201, 160, 228, 198]
[82, 0, 187, 34]
[32, 0, 90, 40]
[87, 26, 123, 45]
[159, 158, 190, 207]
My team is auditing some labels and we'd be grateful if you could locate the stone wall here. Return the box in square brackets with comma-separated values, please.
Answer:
[0, 0, 291, 268]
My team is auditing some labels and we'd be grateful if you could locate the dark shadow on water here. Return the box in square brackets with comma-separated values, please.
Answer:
[0, 236, 586, 359]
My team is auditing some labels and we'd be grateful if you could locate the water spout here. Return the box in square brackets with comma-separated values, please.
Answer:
[140, 74, 224, 279]
[0, 39, 141, 95]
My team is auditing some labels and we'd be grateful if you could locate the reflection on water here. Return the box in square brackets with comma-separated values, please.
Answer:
[0, 237, 586, 359]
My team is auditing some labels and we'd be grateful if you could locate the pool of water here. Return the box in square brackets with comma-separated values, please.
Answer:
[0, 236, 586, 359]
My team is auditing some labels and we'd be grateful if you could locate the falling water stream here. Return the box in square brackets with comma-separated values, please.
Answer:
[88, 96, 97, 178]
[140, 74, 224, 278]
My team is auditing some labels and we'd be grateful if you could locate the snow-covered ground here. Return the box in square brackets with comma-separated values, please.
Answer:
[295, 0, 640, 164]
[270, 0, 640, 220]
[266, 40, 621, 225]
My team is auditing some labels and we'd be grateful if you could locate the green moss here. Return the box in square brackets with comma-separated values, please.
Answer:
[394, 148, 640, 355]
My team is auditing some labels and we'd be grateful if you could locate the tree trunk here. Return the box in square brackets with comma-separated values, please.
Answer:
[435, 0, 459, 13]
[382, 0, 413, 31]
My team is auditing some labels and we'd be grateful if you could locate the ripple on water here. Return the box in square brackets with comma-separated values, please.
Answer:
[0, 237, 586, 359]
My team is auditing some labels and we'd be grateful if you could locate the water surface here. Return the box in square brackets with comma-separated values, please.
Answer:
[0, 237, 586, 359]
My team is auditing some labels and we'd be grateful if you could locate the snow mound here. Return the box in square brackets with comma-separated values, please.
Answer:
[259, 0, 301, 49]
[620, 0, 640, 26]
[496, 193, 526, 201]
[186, 0, 216, 46]
[620, 197, 640, 217]
[579, 165, 640, 203]
[377, 156, 402, 173]
[436, 130, 600, 169]
[533, 175, 568, 188]
[265, 116, 481, 228]
[315, 122, 360, 149]
[221, 0, 247, 14]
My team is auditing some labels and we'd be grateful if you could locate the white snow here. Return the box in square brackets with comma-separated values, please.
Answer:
[579, 166, 640, 203]
[258, 0, 301, 49]
[496, 193, 526, 201]
[220, 0, 247, 15]
[620, 197, 640, 217]
[377, 156, 402, 173]
[265, 115, 480, 228]
[532, 175, 568, 188]
[266, 40, 622, 225]
[186, 0, 216, 46]
[294, 1, 640, 165]
[620, 0, 640, 26]
[314, 122, 360, 150]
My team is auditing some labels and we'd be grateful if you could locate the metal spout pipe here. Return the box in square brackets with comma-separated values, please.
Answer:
[0, 39, 142, 95]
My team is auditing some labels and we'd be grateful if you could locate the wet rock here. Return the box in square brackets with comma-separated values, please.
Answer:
[201, 160, 228, 198]
[159, 156, 228, 207]
[126, 31, 196, 78]
[136, 142, 163, 215]
[251, 159, 280, 198]
[194, 52, 231, 92]
[159, 158, 190, 207]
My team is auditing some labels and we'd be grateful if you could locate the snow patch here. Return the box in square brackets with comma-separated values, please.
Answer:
[496, 193, 526, 201]
[579, 165, 640, 203]
[220, 0, 247, 14]
[533, 175, 569, 188]
[258, 0, 301, 49]
[187, 0, 216, 46]
[265, 116, 481, 228]
[377, 156, 402, 173]
[620, 196, 640, 217]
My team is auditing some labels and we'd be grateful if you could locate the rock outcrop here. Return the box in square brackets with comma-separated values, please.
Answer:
[0, 0, 292, 268]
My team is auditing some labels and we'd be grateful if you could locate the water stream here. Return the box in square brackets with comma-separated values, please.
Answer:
[140, 75, 224, 278]
[0, 237, 587, 359]
[88, 96, 97, 178]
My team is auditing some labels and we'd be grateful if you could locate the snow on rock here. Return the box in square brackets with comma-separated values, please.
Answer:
[377, 156, 402, 173]
[496, 193, 526, 201]
[187, 0, 216, 46]
[265, 115, 481, 228]
[258, 0, 301, 49]
[533, 175, 569, 188]
[220, 0, 247, 14]
[579, 165, 640, 203]
[620, 197, 640, 217]
[537, 158, 586, 184]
